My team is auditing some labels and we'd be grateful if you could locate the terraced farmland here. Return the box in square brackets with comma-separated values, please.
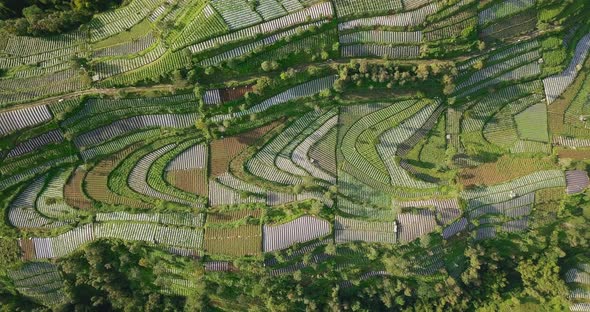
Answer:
[1, 0, 590, 310]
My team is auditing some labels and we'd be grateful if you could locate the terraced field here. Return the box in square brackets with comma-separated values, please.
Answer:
[1, 0, 590, 310]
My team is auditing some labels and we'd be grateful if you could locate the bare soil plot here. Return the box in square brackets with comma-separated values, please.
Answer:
[210, 121, 280, 177]
[204, 225, 262, 257]
[64, 167, 93, 210]
[166, 169, 208, 196]
[459, 156, 556, 187]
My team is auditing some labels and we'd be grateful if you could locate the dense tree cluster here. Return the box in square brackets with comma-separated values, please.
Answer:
[332, 59, 457, 95]
[0, 0, 125, 36]
[58, 239, 186, 311]
[0, 238, 20, 271]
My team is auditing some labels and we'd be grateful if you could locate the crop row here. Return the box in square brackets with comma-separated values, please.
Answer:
[377, 103, 439, 188]
[0, 105, 52, 137]
[211, 0, 264, 30]
[251, 29, 336, 65]
[554, 136, 590, 148]
[442, 217, 467, 239]
[341, 44, 420, 58]
[340, 100, 418, 185]
[396, 198, 461, 224]
[280, 0, 304, 12]
[478, 0, 535, 26]
[0, 67, 76, 91]
[423, 17, 476, 41]
[397, 210, 437, 243]
[199, 21, 326, 66]
[0, 156, 78, 192]
[566, 268, 590, 285]
[0, 69, 89, 106]
[0, 45, 83, 70]
[483, 94, 543, 148]
[88, 0, 165, 42]
[63, 93, 197, 128]
[8, 175, 68, 229]
[32, 222, 203, 259]
[169, 4, 229, 50]
[80, 129, 161, 161]
[210, 172, 331, 207]
[246, 110, 326, 186]
[508, 140, 550, 154]
[74, 106, 197, 139]
[463, 170, 565, 206]
[264, 238, 329, 266]
[7, 262, 67, 306]
[96, 211, 204, 227]
[334, 215, 397, 244]
[93, 33, 157, 58]
[73, 112, 198, 148]
[84, 145, 151, 208]
[489, 39, 540, 64]
[308, 124, 337, 175]
[292, 115, 338, 183]
[458, 39, 540, 72]
[543, 33, 590, 104]
[276, 109, 337, 184]
[94, 42, 167, 79]
[456, 49, 540, 91]
[6, 130, 64, 159]
[263, 215, 330, 252]
[145, 140, 206, 204]
[338, 2, 437, 30]
[332, 0, 403, 18]
[255, 0, 289, 20]
[3, 32, 83, 56]
[467, 192, 534, 219]
[565, 170, 590, 195]
[204, 225, 262, 256]
[101, 50, 192, 87]
[456, 62, 542, 98]
[188, 2, 333, 54]
[128, 144, 197, 206]
[462, 81, 542, 133]
[514, 103, 549, 142]
[211, 75, 336, 122]
[208, 177, 266, 206]
[339, 30, 423, 44]
[166, 144, 207, 171]
[36, 169, 81, 221]
[337, 195, 395, 219]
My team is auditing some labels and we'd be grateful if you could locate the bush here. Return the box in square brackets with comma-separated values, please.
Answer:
[541, 37, 562, 50]
[461, 25, 476, 40]
[261, 60, 279, 72]
[0, 238, 20, 270]
[543, 49, 566, 67]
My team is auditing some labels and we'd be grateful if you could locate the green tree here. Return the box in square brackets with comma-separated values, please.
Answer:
[280, 68, 296, 80]
[254, 77, 272, 94]
[516, 247, 568, 301]
[261, 61, 272, 72]
[0, 238, 20, 272]
[477, 41, 486, 51]
[415, 64, 430, 80]
[333, 79, 345, 92]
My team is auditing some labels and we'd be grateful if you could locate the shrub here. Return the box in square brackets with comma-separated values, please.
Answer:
[543, 49, 566, 67]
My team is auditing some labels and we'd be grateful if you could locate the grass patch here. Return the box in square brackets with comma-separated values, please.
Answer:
[514, 103, 549, 142]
